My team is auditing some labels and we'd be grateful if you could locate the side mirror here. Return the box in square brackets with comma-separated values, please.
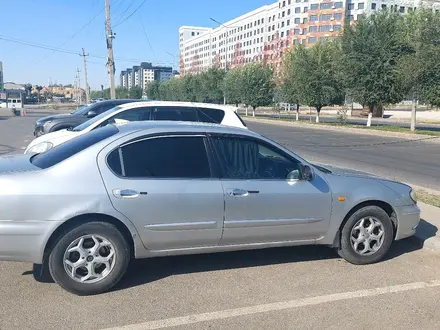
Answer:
[300, 164, 315, 181]
[87, 110, 97, 118]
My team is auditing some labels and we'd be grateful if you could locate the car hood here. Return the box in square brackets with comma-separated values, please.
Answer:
[36, 113, 73, 125]
[313, 163, 380, 179]
[0, 154, 40, 174]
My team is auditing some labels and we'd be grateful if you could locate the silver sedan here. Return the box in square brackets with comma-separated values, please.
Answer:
[0, 122, 420, 295]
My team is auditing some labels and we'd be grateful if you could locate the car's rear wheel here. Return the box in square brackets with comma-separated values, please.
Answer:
[48, 222, 130, 295]
[338, 206, 394, 265]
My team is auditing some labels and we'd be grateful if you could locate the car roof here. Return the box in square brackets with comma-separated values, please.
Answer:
[116, 101, 238, 112]
[95, 99, 142, 105]
[115, 120, 258, 137]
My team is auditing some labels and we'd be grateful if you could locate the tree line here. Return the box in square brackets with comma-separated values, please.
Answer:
[146, 9, 439, 125]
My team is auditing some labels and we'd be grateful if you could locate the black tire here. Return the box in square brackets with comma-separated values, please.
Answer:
[48, 221, 130, 295]
[338, 206, 394, 265]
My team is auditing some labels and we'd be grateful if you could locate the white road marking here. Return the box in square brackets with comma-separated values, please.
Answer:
[102, 280, 440, 330]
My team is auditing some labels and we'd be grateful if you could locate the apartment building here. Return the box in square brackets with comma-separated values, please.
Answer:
[119, 62, 173, 89]
[179, 0, 440, 74]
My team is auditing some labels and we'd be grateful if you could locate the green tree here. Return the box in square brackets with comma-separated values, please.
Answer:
[198, 67, 226, 104]
[241, 63, 274, 115]
[128, 86, 143, 99]
[399, 9, 440, 108]
[115, 87, 129, 99]
[283, 42, 344, 122]
[222, 67, 243, 106]
[145, 81, 161, 100]
[341, 10, 411, 126]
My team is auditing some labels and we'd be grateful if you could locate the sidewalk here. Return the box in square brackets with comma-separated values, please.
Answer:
[415, 202, 440, 252]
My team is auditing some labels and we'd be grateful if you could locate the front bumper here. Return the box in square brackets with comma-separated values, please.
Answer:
[0, 220, 63, 263]
[394, 204, 421, 240]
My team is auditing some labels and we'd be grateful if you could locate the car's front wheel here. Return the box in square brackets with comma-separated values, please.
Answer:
[48, 221, 130, 295]
[338, 206, 394, 265]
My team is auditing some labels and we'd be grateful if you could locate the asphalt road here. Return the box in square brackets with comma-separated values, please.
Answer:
[0, 114, 440, 330]
[246, 121, 440, 191]
[238, 112, 440, 132]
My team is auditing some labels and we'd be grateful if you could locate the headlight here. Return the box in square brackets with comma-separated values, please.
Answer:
[410, 189, 417, 204]
[26, 142, 53, 154]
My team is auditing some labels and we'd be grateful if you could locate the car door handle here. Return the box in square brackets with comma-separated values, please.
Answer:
[227, 189, 259, 197]
[113, 189, 140, 199]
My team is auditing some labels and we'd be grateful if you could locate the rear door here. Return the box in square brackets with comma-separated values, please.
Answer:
[98, 133, 225, 250]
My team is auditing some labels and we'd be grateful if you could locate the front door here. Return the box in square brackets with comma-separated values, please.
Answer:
[98, 134, 224, 250]
[210, 135, 332, 245]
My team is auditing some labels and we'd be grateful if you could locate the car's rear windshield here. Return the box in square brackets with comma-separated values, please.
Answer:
[31, 125, 119, 169]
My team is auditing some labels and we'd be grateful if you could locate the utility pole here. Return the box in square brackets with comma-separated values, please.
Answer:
[80, 48, 90, 104]
[411, 90, 417, 131]
[105, 0, 116, 99]
[76, 67, 82, 105]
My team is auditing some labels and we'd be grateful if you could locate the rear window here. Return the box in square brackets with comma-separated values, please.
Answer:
[197, 108, 225, 123]
[31, 125, 119, 169]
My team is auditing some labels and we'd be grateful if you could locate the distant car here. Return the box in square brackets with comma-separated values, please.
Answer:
[25, 101, 247, 154]
[0, 121, 420, 295]
[33, 99, 140, 137]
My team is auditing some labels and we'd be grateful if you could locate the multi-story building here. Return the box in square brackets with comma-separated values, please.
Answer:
[0, 61, 3, 90]
[119, 62, 173, 89]
[179, 0, 440, 75]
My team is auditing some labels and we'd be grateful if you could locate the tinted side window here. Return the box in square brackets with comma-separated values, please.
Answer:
[151, 106, 198, 122]
[120, 136, 211, 178]
[212, 136, 300, 180]
[99, 107, 151, 127]
[197, 108, 225, 123]
[31, 125, 119, 169]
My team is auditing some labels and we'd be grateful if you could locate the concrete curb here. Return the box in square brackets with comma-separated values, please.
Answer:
[413, 202, 440, 253]
[244, 116, 440, 143]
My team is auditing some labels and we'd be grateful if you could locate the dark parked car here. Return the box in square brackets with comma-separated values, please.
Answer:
[33, 99, 141, 136]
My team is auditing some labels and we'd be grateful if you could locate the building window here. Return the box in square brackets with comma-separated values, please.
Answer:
[281, 31, 284, 37]
[295, 7, 301, 13]
[333, 24, 341, 31]
[302, 28, 307, 34]
[286, 40, 290, 47]
[319, 37, 329, 44]
[269, 17, 271, 22]
[293, 39, 298, 45]
[287, 19, 290, 25]
[399, 6, 405, 13]
[283, 0, 286, 6]
[408, 7, 413, 12]
[282, 11, 285, 17]
[347, 15, 354, 20]
[319, 25, 331, 32]
[309, 37, 317, 44]
[303, 17, 308, 24]
[358, 3, 365, 9]
[191, 32, 195, 36]
[286, 30, 290, 36]
[294, 28, 300, 35]
[294, 17, 300, 24]
[288, 9, 291, 15]
[268, 26, 271, 32]
[311, 4, 318, 10]
[382, 4, 387, 9]
[320, 3, 332, 10]
[288, 0, 291, 4]
[262, 18, 264, 23]
[334, 13, 343, 20]
[371, 3, 376, 10]
[282, 21, 285, 27]
[310, 15, 318, 22]
[301, 39, 306, 45]
[320, 14, 332, 21]
[334, 1, 343, 8]
[357, 14, 365, 20]
[348, 3, 354, 10]
[309, 26, 318, 32]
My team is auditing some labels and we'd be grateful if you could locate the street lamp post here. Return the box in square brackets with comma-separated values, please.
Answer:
[166, 52, 178, 72]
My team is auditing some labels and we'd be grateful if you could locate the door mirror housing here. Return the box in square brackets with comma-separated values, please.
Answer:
[300, 164, 314, 181]
[87, 110, 97, 118]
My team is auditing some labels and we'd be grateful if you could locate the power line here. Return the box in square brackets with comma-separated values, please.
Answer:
[113, 0, 148, 28]
[35, 7, 105, 64]
[139, 18, 157, 62]
[113, 0, 137, 26]
[0, 34, 172, 64]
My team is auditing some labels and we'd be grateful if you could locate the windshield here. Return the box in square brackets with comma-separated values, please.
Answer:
[72, 106, 123, 131]
[70, 104, 92, 115]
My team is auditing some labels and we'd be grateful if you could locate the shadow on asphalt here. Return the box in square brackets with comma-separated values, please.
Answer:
[113, 238, 423, 292]
[414, 219, 438, 248]
[26, 235, 425, 290]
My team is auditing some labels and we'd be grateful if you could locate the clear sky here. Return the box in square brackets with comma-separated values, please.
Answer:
[0, 0, 273, 89]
